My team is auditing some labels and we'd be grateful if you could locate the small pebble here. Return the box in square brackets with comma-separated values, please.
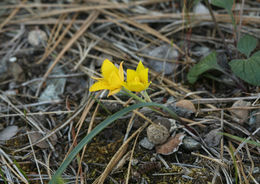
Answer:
[204, 128, 222, 147]
[9, 62, 25, 82]
[192, 46, 210, 57]
[146, 44, 179, 75]
[139, 137, 155, 150]
[9, 57, 17, 63]
[229, 100, 251, 124]
[193, 2, 209, 14]
[249, 110, 260, 136]
[182, 136, 201, 151]
[156, 117, 171, 131]
[147, 124, 170, 145]
[28, 29, 47, 46]
[131, 159, 139, 166]
[4, 90, 17, 96]
[0, 126, 19, 141]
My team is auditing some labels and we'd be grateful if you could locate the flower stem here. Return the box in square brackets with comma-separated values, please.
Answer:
[121, 87, 146, 103]
[121, 88, 167, 116]
[141, 90, 152, 102]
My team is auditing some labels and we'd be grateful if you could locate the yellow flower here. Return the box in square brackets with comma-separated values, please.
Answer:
[124, 61, 151, 92]
[89, 59, 124, 96]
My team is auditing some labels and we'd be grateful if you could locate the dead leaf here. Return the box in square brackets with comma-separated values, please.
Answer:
[175, 100, 196, 113]
[0, 126, 19, 141]
[204, 128, 222, 147]
[29, 131, 57, 148]
[156, 133, 185, 155]
[229, 100, 251, 124]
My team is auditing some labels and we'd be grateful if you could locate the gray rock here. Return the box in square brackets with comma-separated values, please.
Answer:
[28, 131, 57, 149]
[193, 2, 209, 14]
[204, 128, 222, 147]
[182, 136, 201, 151]
[166, 104, 194, 119]
[39, 64, 66, 102]
[0, 63, 8, 82]
[9, 62, 25, 82]
[249, 110, 260, 137]
[192, 46, 210, 57]
[28, 29, 47, 46]
[147, 124, 170, 145]
[131, 158, 139, 166]
[0, 126, 19, 141]
[146, 44, 179, 75]
[139, 137, 154, 150]
[229, 100, 251, 124]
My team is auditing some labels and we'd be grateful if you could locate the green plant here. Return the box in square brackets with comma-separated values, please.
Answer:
[187, 51, 222, 84]
[0, 167, 8, 184]
[49, 102, 180, 183]
[187, 34, 259, 86]
[49, 59, 181, 183]
[210, 0, 236, 32]
[228, 142, 238, 184]
[221, 132, 260, 147]
[188, 0, 260, 87]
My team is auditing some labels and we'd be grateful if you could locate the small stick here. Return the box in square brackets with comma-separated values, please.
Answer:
[204, 0, 231, 59]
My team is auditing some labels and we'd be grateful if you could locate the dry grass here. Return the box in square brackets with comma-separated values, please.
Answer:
[0, 0, 260, 183]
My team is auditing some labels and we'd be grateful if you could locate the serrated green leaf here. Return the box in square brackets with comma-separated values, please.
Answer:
[229, 51, 260, 86]
[211, 0, 233, 11]
[187, 51, 222, 84]
[237, 34, 258, 58]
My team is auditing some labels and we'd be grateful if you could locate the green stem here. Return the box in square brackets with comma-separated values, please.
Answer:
[49, 102, 180, 183]
[121, 88, 166, 116]
[121, 87, 146, 102]
[141, 90, 152, 102]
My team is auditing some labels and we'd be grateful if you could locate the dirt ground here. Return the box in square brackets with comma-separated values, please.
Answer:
[0, 0, 260, 183]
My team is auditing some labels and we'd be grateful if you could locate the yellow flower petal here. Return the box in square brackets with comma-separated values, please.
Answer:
[108, 88, 121, 96]
[101, 59, 118, 79]
[107, 76, 122, 90]
[125, 61, 150, 92]
[125, 82, 145, 92]
[119, 62, 124, 81]
[91, 76, 103, 80]
[89, 80, 109, 92]
[89, 59, 125, 96]
[138, 68, 148, 84]
[126, 69, 138, 83]
[145, 81, 151, 89]
[136, 61, 145, 72]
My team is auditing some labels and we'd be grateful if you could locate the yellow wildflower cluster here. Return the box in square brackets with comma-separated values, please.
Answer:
[90, 59, 151, 96]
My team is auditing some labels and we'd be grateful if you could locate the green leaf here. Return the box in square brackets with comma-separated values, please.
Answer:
[228, 144, 238, 184]
[237, 34, 258, 58]
[229, 51, 260, 86]
[211, 0, 233, 11]
[13, 160, 28, 181]
[220, 132, 260, 147]
[53, 176, 66, 184]
[0, 167, 8, 184]
[49, 102, 180, 183]
[187, 51, 222, 84]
